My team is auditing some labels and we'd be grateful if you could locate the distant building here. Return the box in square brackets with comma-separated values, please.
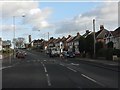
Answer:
[2, 40, 11, 50]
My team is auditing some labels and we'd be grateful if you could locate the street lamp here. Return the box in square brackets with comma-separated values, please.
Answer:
[93, 19, 96, 58]
[13, 15, 25, 58]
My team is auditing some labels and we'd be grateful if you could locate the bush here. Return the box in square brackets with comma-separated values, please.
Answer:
[105, 48, 113, 60]
[113, 49, 120, 57]
[96, 48, 106, 57]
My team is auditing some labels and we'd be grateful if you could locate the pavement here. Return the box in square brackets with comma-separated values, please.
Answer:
[76, 58, 119, 66]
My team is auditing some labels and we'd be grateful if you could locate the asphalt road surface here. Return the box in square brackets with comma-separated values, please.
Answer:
[2, 50, 119, 88]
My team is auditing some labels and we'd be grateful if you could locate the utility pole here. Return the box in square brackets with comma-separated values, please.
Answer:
[48, 32, 49, 41]
[93, 19, 96, 58]
[13, 16, 16, 58]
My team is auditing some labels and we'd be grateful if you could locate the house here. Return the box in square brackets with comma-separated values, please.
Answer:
[106, 27, 120, 49]
[66, 35, 74, 52]
[54, 37, 61, 53]
[83, 30, 91, 38]
[59, 36, 67, 52]
[73, 32, 81, 54]
[112, 27, 120, 49]
[0, 38, 2, 51]
[47, 37, 56, 50]
[95, 25, 110, 47]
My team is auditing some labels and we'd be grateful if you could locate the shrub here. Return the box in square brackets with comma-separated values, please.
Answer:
[113, 49, 120, 57]
[105, 48, 113, 60]
[96, 48, 106, 57]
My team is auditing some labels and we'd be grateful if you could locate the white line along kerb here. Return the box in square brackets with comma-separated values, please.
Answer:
[81, 74, 97, 83]
[81, 74, 105, 87]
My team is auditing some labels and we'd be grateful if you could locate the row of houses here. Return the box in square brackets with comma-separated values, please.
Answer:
[29, 25, 120, 55]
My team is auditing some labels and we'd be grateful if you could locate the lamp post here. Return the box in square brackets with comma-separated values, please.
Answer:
[13, 15, 25, 58]
[93, 19, 96, 58]
[13, 16, 16, 58]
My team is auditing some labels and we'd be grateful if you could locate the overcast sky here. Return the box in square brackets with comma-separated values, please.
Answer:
[0, 0, 119, 43]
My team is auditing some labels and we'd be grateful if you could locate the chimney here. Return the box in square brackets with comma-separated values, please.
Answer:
[100, 25, 104, 31]
[29, 35, 31, 43]
[77, 32, 80, 36]
[68, 35, 71, 38]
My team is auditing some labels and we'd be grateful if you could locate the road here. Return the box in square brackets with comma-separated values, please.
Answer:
[2, 50, 119, 88]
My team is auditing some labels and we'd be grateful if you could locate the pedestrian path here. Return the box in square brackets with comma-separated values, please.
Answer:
[76, 58, 119, 67]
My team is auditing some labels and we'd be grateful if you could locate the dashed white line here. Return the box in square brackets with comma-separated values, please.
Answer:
[44, 60, 46, 62]
[60, 63, 64, 66]
[46, 74, 51, 86]
[27, 61, 30, 63]
[71, 63, 79, 66]
[38, 60, 41, 62]
[44, 67, 47, 73]
[33, 60, 36, 62]
[81, 74, 105, 87]
[41, 62, 44, 65]
[67, 67, 77, 72]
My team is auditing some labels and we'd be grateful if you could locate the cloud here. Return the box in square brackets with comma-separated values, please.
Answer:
[1, 1, 53, 31]
[1, 1, 39, 18]
[55, 2, 118, 35]
[1, 25, 26, 32]
[24, 7, 53, 30]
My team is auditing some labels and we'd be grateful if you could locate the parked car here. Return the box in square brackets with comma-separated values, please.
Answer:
[62, 51, 75, 58]
[23, 51, 27, 56]
[49, 48, 60, 57]
[16, 51, 25, 58]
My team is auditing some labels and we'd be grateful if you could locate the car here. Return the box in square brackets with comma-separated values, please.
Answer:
[16, 51, 25, 58]
[23, 51, 27, 56]
[62, 51, 75, 58]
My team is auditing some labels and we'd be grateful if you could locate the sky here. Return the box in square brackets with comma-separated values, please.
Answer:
[0, 0, 119, 44]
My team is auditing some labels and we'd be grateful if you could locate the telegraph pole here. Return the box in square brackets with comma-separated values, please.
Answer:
[13, 16, 16, 58]
[48, 32, 49, 41]
[93, 19, 96, 58]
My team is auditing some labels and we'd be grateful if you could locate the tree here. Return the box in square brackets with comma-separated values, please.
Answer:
[96, 41, 104, 53]
[79, 36, 86, 53]
[85, 34, 94, 58]
[107, 41, 113, 48]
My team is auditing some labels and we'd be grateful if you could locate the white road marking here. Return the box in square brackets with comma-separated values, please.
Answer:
[67, 67, 77, 72]
[71, 63, 79, 66]
[44, 67, 47, 73]
[81, 74, 97, 83]
[81, 74, 105, 87]
[38, 60, 40, 62]
[44, 60, 46, 62]
[60, 63, 64, 66]
[27, 61, 30, 63]
[46, 74, 51, 86]
[42, 63, 45, 67]
[0, 66, 13, 70]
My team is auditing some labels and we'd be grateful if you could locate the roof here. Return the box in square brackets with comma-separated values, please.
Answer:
[73, 33, 81, 41]
[66, 36, 74, 43]
[111, 27, 120, 37]
[54, 38, 61, 43]
[96, 29, 109, 39]
[61, 36, 66, 42]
